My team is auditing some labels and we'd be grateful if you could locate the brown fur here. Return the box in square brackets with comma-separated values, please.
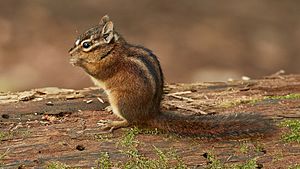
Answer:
[69, 15, 275, 138]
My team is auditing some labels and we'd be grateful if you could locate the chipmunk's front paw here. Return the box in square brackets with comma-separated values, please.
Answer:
[97, 120, 114, 132]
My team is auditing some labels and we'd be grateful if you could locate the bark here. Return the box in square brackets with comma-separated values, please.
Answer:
[0, 74, 300, 168]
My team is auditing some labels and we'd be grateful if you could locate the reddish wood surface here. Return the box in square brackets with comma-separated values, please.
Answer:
[0, 75, 300, 168]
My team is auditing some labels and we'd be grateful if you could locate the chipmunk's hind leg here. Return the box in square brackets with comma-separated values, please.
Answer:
[97, 119, 129, 133]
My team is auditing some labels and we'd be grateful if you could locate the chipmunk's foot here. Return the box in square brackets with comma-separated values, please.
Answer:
[97, 119, 129, 133]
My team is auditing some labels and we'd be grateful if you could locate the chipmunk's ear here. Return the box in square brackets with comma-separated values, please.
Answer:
[99, 15, 110, 25]
[101, 21, 115, 43]
[102, 21, 113, 34]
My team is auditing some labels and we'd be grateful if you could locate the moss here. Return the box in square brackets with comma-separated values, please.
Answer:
[0, 130, 31, 141]
[231, 158, 258, 169]
[94, 127, 188, 168]
[95, 152, 112, 169]
[121, 148, 160, 169]
[118, 127, 140, 147]
[205, 153, 223, 169]
[46, 161, 81, 169]
[119, 146, 188, 169]
[253, 143, 265, 153]
[0, 148, 10, 167]
[218, 98, 262, 108]
[265, 93, 300, 100]
[280, 120, 300, 143]
[153, 146, 188, 169]
[153, 146, 168, 168]
[218, 93, 300, 108]
[19, 130, 31, 138]
[118, 127, 163, 147]
[239, 143, 249, 154]
[288, 164, 300, 169]
[0, 131, 11, 141]
[205, 152, 259, 169]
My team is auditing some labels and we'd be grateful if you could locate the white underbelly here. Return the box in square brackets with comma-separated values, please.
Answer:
[90, 76, 124, 120]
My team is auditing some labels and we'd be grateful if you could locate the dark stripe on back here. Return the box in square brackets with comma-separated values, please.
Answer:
[135, 55, 160, 92]
[126, 44, 164, 112]
[127, 44, 164, 88]
[132, 62, 150, 86]
[138, 46, 164, 86]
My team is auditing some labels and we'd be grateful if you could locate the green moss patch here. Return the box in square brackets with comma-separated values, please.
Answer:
[46, 161, 81, 169]
[218, 93, 300, 108]
[265, 93, 300, 100]
[280, 120, 300, 143]
[95, 152, 112, 169]
[94, 127, 188, 168]
[288, 164, 300, 169]
[0, 130, 31, 141]
[205, 152, 259, 169]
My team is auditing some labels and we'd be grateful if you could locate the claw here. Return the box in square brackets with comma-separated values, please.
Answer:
[97, 119, 111, 125]
[97, 120, 113, 131]
[104, 106, 113, 113]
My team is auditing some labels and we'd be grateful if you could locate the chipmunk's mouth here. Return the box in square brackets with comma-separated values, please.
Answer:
[69, 57, 82, 66]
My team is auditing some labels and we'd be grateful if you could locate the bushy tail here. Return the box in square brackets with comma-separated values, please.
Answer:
[146, 112, 275, 138]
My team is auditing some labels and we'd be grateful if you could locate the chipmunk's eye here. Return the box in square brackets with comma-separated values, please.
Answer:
[82, 41, 92, 49]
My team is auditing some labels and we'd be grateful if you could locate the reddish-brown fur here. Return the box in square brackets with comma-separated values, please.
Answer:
[69, 15, 275, 138]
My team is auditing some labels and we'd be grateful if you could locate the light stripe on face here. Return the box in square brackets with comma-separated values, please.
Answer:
[75, 39, 80, 46]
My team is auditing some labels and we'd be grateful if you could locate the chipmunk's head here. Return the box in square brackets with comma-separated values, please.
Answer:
[69, 15, 120, 67]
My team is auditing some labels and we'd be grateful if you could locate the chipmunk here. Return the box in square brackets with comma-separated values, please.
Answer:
[69, 15, 275, 138]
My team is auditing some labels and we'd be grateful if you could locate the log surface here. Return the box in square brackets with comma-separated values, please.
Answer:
[0, 75, 300, 168]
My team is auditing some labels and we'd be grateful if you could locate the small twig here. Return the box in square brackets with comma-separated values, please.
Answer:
[97, 97, 104, 103]
[272, 69, 285, 76]
[166, 91, 192, 96]
[9, 122, 23, 131]
[166, 91, 194, 102]
[168, 95, 194, 102]
[85, 99, 93, 104]
[265, 70, 285, 79]
[0, 148, 10, 159]
[226, 155, 233, 162]
[166, 102, 207, 115]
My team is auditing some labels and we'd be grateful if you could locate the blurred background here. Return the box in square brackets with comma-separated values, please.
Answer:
[0, 0, 299, 92]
